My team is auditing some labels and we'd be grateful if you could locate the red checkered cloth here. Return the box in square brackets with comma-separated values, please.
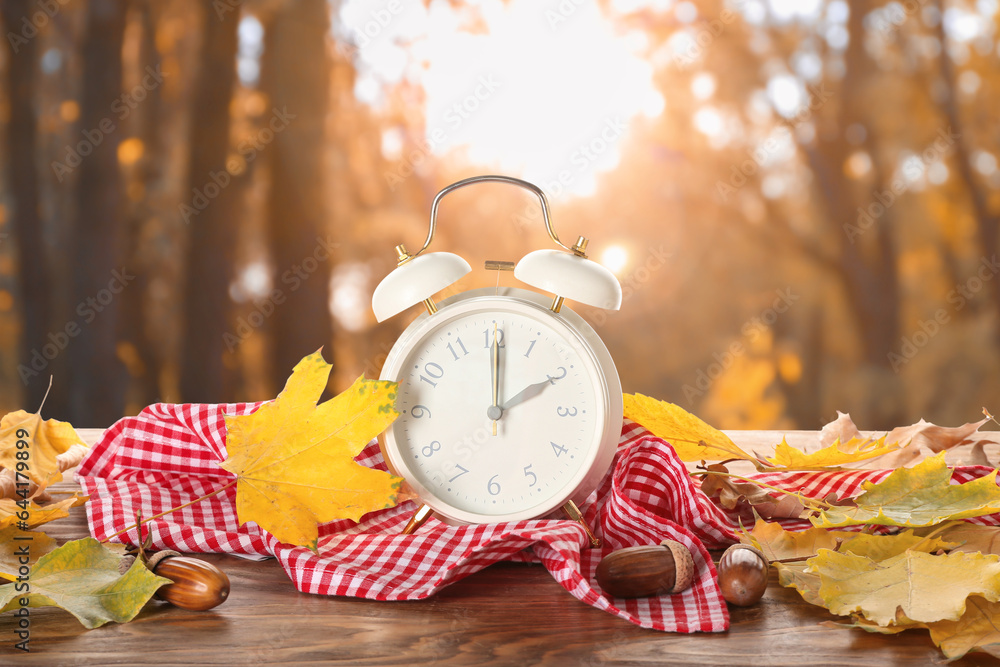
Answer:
[75, 404, 1000, 633]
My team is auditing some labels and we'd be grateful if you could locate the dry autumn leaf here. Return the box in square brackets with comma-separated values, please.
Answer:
[220, 350, 404, 550]
[767, 435, 901, 469]
[0, 526, 56, 581]
[926, 596, 1000, 661]
[740, 518, 850, 562]
[778, 564, 824, 607]
[837, 529, 957, 561]
[0, 410, 87, 491]
[932, 523, 1000, 555]
[739, 519, 853, 608]
[864, 415, 991, 469]
[812, 453, 1000, 528]
[701, 465, 808, 519]
[830, 572, 1000, 661]
[0, 537, 169, 629]
[887, 416, 991, 454]
[811, 548, 1000, 626]
[0, 494, 87, 530]
[819, 411, 864, 448]
[0, 443, 87, 501]
[623, 393, 754, 462]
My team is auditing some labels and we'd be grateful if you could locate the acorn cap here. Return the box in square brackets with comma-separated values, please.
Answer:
[660, 539, 695, 593]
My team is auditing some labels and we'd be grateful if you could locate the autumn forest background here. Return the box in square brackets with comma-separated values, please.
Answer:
[0, 0, 998, 431]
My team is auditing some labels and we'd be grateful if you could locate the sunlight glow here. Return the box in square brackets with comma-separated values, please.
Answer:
[230, 261, 272, 303]
[340, 0, 663, 198]
[600, 245, 629, 274]
[237, 16, 264, 86]
[330, 263, 372, 332]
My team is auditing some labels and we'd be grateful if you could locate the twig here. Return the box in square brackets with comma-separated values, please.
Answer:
[101, 480, 236, 544]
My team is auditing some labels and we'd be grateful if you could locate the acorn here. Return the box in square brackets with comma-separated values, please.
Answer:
[149, 551, 231, 611]
[595, 539, 695, 598]
[717, 544, 768, 606]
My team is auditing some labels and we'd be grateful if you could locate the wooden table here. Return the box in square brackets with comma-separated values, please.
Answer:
[2, 429, 997, 666]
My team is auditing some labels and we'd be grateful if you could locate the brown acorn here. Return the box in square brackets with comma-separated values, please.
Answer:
[595, 539, 695, 598]
[150, 553, 231, 611]
[717, 544, 768, 606]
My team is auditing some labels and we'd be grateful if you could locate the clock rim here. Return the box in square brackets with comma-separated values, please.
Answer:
[377, 286, 623, 525]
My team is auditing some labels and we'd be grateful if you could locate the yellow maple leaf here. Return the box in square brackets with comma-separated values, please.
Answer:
[623, 393, 754, 462]
[812, 452, 1000, 528]
[220, 350, 403, 550]
[0, 410, 87, 491]
[766, 435, 901, 469]
[811, 548, 1000, 626]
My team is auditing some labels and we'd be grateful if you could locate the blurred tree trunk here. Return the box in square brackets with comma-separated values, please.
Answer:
[119, 0, 164, 407]
[1, 0, 52, 412]
[930, 0, 1000, 323]
[178, 3, 240, 403]
[66, 0, 129, 425]
[772, 1, 902, 428]
[260, 0, 334, 387]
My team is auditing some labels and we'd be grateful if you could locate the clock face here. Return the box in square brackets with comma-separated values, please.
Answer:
[379, 289, 620, 524]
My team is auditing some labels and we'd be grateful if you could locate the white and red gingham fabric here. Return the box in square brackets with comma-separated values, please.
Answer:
[75, 403, 1000, 633]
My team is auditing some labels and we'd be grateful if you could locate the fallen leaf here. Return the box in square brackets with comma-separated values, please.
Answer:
[0, 443, 88, 501]
[220, 350, 404, 550]
[887, 417, 991, 453]
[831, 612, 922, 633]
[0, 494, 87, 530]
[812, 453, 1000, 528]
[0, 526, 57, 580]
[819, 411, 863, 448]
[811, 548, 1000, 625]
[926, 596, 1000, 661]
[872, 417, 994, 468]
[0, 411, 87, 491]
[777, 562, 825, 606]
[932, 523, 1000, 555]
[767, 435, 900, 469]
[837, 529, 957, 561]
[740, 518, 850, 561]
[0, 537, 169, 628]
[834, 584, 1000, 661]
[623, 393, 754, 462]
[701, 464, 807, 518]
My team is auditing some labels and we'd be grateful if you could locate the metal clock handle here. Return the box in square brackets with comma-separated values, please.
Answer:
[393, 175, 590, 265]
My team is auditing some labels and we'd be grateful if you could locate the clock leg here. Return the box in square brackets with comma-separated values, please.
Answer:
[401, 503, 433, 535]
[562, 500, 601, 548]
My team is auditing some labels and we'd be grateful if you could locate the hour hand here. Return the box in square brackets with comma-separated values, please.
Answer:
[503, 379, 550, 411]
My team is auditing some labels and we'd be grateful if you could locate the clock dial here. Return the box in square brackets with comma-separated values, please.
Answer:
[379, 292, 615, 524]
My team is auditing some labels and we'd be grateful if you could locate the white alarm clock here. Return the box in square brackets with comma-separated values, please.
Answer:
[371, 175, 622, 545]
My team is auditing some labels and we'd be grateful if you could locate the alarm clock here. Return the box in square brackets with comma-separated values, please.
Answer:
[371, 175, 623, 546]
